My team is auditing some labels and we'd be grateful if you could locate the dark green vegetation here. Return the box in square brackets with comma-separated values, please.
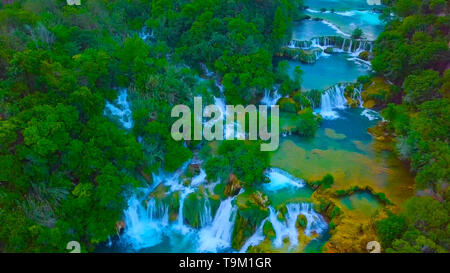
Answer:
[372, 0, 449, 253]
[0, 0, 304, 252]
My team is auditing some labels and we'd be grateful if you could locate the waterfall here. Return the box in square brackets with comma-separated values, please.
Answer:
[177, 188, 195, 234]
[347, 39, 353, 53]
[191, 169, 207, 187]
[215, 80, 224, 93]
[268, 204, 301, 248]
[197, 197, 238, 252]
[139, 27, 153, 40]
[298, 203, 328, 236]
[104, 88, 133, 129]
[123, 195, 166, 250]
[239, 219, 268, 253]
[319, 84, 347, 119]
[201, 63, 214, 78]
[261, 88, 282, 106]
[263, 168, 305, 191]
[361, 109, 382, 121]
[200, 199, 213, 227]
[268, 203, 328, 249]
[122, 162, 216, 251]
[287, 40, 297, 49]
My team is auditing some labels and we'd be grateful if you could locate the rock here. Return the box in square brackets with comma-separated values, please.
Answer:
[188, 163, 201, 175]
[358, 51, 370, 61]
[263, 221, 276, 240]
[296, 214, 307, 228]
[324, 47, 334, 54]
[224, 173, 242, 197]
[278, 97, 299, 113]
[115, 221, 125, 234]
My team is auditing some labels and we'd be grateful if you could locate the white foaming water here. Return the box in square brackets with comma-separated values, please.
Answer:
[269, 205, 300, 248]
[261, 88, 282, 106]
[122, 160, 240, 253]
[201, 63, 215, 78]
[139, 27, 154, 40]
[263, 168, 305, 191]
[191, 169, 207, 187]
[320, 20, 351, 38]
[104, 88, 133, 129]
[209, 96, 245, 140]
[361, 109, 382, 121]
[197, 197, 238, 252]
[268, 203, 328, 249]
[319, 84, 348, 119]
[239, 219, 268, 253]
[177, 187, 195, 234]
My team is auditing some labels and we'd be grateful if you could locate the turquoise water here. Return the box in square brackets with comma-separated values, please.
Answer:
[261, 168, 314, 208]
[286, 54, 370, 90]
[288, 107, 381, 154]
[292, 19, 340, 40]
[304, 0, 383, 11]
[339, 191, 381, 216]
[303, 9, 384, 40]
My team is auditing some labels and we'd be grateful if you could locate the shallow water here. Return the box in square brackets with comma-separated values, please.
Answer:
[304, 0, 382, 11]
[285, 54, 370, 90]
[271, 107, 414, 205]
[292, 19, 341, 40]
[339, 191, 381, 216]
[303, 9, 384, 40]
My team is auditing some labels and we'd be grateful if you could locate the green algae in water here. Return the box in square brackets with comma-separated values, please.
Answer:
[339, 192, 381, 216]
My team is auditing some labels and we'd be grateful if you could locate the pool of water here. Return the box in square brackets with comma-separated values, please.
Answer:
[285, 54, 371, 90]
[304, 0, 383, 11]
[261, 168, 314, 208]
[303, 9, 384, 40]
[339, 191, 381, 216]
[292, 19, 341, 40]
[271, 107, 414, 205]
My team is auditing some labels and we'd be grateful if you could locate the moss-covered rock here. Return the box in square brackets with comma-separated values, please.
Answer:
[296, 214, 307, 228]
[276, 47, 321, 64]
[224, 173, 242, 197]
[232, 190, 270, 250]
[278, 97, 299, 113]
[292, 92, 312, 109]
[361, 77, 396, 109]
[263, 221, 276, 240]
[183, 187, 220, 228]
[359, 51, 370, 61]
[324, 47, 334, 54]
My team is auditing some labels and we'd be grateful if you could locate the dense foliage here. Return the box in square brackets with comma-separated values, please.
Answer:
[374, 0, 449, 253]
[0, 0, 302, 252]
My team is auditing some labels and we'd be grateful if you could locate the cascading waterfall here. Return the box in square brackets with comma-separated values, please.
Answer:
[261, 87, 282, 106]
[201, 63, 214, 78]
[319, 84, 348, 119]
[239, 219, 268, 253]
[139, 27, 154, 40]
[104, 88, 133, 129]
[207, 96, 245, 140]
[267, 203, 328, 250]
[197, 197, 238, 252]
[263, 168, 305, 191]
[361, 109, 383, 121]
[177, 188, 195, 234]
[298, 203, 328, 237]
[122, 165, 215, 251]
